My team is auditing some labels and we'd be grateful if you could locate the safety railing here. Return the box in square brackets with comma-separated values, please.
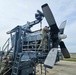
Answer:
[2, 38, 10, 52]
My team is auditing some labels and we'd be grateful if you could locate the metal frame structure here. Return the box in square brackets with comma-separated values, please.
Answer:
[0, 3, 70, 75]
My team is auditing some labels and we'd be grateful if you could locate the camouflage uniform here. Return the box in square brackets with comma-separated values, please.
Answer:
[38, 26, 49, 52]
[1, 57, 8, 75]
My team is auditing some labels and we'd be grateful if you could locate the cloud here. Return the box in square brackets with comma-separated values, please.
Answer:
[0, 0, 76, 52]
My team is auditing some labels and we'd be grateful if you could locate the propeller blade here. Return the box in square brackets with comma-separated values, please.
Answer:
[59, 41, 70, 58]
[41, 3, 59, 34]
[44, 48, 57, 68]
[59, 20, 67, 34]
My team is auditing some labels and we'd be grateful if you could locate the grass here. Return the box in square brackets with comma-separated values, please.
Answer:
[63, 58, 76, 62]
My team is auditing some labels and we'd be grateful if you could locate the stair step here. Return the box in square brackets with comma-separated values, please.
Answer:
[13, 67, 18, 69]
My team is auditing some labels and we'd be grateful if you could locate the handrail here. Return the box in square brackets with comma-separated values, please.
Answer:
[2, 38, 10, 51]
[2, 44, 9, 52]
[3, 68, 12, 75]
[0, 38, 11, 69]
[0, 38, 13, 73]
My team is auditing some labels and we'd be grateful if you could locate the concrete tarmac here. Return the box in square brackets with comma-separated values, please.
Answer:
[0, 61, 76, 75]
[36, 61, 76, 75]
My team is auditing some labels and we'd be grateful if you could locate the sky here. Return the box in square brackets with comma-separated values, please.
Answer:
[0, 0, 76, 53]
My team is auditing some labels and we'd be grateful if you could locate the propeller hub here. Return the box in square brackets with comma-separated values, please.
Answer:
[58, 34, 67, 39]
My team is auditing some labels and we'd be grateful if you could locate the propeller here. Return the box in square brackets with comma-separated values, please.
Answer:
[41, 3, 70, 68]
[59, 41, 70, 58]
[41, 3, 59, 68]
[59, 21, 70, 58]
[59, 20, 66, 34]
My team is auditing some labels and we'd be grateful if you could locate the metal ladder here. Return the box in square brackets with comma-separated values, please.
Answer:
[11, 37, 23, 75]
[11, 37, 24, 75]
[11, 53, 22, 75]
